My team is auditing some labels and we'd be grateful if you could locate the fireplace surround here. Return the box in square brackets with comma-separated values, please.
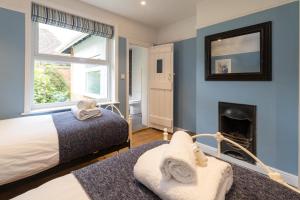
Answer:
[219, 102, 257, 163]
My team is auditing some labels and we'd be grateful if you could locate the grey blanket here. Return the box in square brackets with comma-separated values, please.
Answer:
[52, 108, 128, 163]
[73, 141, 300, 200]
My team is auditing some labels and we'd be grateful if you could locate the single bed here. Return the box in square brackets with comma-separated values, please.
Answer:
[12, 140, 300, 200]
[0, 106, 132, 186]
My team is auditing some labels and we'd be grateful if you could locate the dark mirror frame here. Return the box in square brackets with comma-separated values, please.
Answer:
[205, 21, 272, 81]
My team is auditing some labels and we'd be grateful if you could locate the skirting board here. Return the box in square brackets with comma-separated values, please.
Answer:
[174, 127, 188, 132]
[197, 142, 299, 188]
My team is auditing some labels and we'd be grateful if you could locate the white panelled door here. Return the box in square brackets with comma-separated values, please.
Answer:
[148, 44, 174, 132]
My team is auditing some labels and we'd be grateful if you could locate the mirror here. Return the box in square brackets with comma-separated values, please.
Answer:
[211, 32, 260, 74]
[205, 22, 272, 81]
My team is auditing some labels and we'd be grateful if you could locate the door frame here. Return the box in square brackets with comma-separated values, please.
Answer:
[126, 39, 152, 126]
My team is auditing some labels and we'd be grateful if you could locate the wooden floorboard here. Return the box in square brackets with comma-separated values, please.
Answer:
[0, 128, 164, 200]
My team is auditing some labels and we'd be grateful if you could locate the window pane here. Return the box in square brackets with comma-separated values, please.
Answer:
[156, 59, 163, 73]
[38, 23, 107, 60]
[86, 71, 101, 95]
[34, 60, 108, 105]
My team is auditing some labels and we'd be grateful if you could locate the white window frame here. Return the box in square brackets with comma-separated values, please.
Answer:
[31, 22, 113, 110]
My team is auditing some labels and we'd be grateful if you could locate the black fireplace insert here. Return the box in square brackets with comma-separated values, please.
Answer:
[219, 102, 256, 163]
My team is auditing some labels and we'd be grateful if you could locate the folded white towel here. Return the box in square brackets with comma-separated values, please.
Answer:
[77, 100, 97, 110]
[160, 131, 197, 184]
[134, 144, 233, 200]
[71, 107, 102, 121]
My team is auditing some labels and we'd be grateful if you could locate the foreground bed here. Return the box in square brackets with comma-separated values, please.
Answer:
[0, 107, 131, 186]
[13, 141, 300, 200]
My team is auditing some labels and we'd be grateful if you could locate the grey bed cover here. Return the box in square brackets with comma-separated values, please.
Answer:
[52, 108, 128, 163]
[73, 141, 300, 200]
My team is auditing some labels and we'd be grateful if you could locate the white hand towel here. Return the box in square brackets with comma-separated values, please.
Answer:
[160, 131, 197, 184]
[77, 100, 97, 110]
[71, 107, 101, 121]
[134, 144, 233, 200]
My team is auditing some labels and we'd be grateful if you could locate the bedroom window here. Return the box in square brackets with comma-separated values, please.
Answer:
[29, 3, 115, 111]
[32, 23, 112, 109]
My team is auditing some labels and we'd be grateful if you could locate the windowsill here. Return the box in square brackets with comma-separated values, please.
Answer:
[21, 101, 120, 116]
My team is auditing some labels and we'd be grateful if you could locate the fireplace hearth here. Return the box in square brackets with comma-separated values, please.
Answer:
[219, 102, 256, 163]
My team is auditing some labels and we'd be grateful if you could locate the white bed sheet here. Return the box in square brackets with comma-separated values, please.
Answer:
[12, 174, 89, 200]
[0, 115, 59, 185]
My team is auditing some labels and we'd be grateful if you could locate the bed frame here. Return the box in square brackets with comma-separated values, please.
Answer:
[105, 104, 133, 148]
[162, 129, 300, 194]
[0, 105, 132, 195]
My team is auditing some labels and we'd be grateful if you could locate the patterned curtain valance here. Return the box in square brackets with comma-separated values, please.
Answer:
[31, 3, 114, 39]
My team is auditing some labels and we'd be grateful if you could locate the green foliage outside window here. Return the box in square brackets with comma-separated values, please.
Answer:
[34, 64, 70, 104]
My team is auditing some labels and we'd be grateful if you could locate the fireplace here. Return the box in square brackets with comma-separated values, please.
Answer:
[219, 102, 256, 163]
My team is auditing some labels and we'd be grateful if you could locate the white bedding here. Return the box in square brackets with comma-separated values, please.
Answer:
[0, 115, 59, 185]
[12, 174, 89, 200]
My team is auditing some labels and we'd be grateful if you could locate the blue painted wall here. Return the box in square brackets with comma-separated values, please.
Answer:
[211, 52, 260, 73]
[118, 37, 127, 116]
[196, 2, 299, 174]
[174, 38, 196, 132]
[0, 8, 25, 120]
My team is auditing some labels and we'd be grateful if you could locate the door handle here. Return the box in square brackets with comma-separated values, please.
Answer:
[168, 73, 172, 81]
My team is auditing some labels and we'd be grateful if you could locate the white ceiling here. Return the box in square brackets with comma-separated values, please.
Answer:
[80, 0, 198, 28]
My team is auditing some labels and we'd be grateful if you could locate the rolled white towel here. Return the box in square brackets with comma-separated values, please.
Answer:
[160, 131, 197, 184]
[77, 100, 97, 110]
[134, 144, 233, 200]
[71, 107, 102, 121]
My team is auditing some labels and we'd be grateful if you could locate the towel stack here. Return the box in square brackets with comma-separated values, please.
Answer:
[160, 131, 200, 184]
[134, 131, 233, 200]
[72, 100, 102, 121]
